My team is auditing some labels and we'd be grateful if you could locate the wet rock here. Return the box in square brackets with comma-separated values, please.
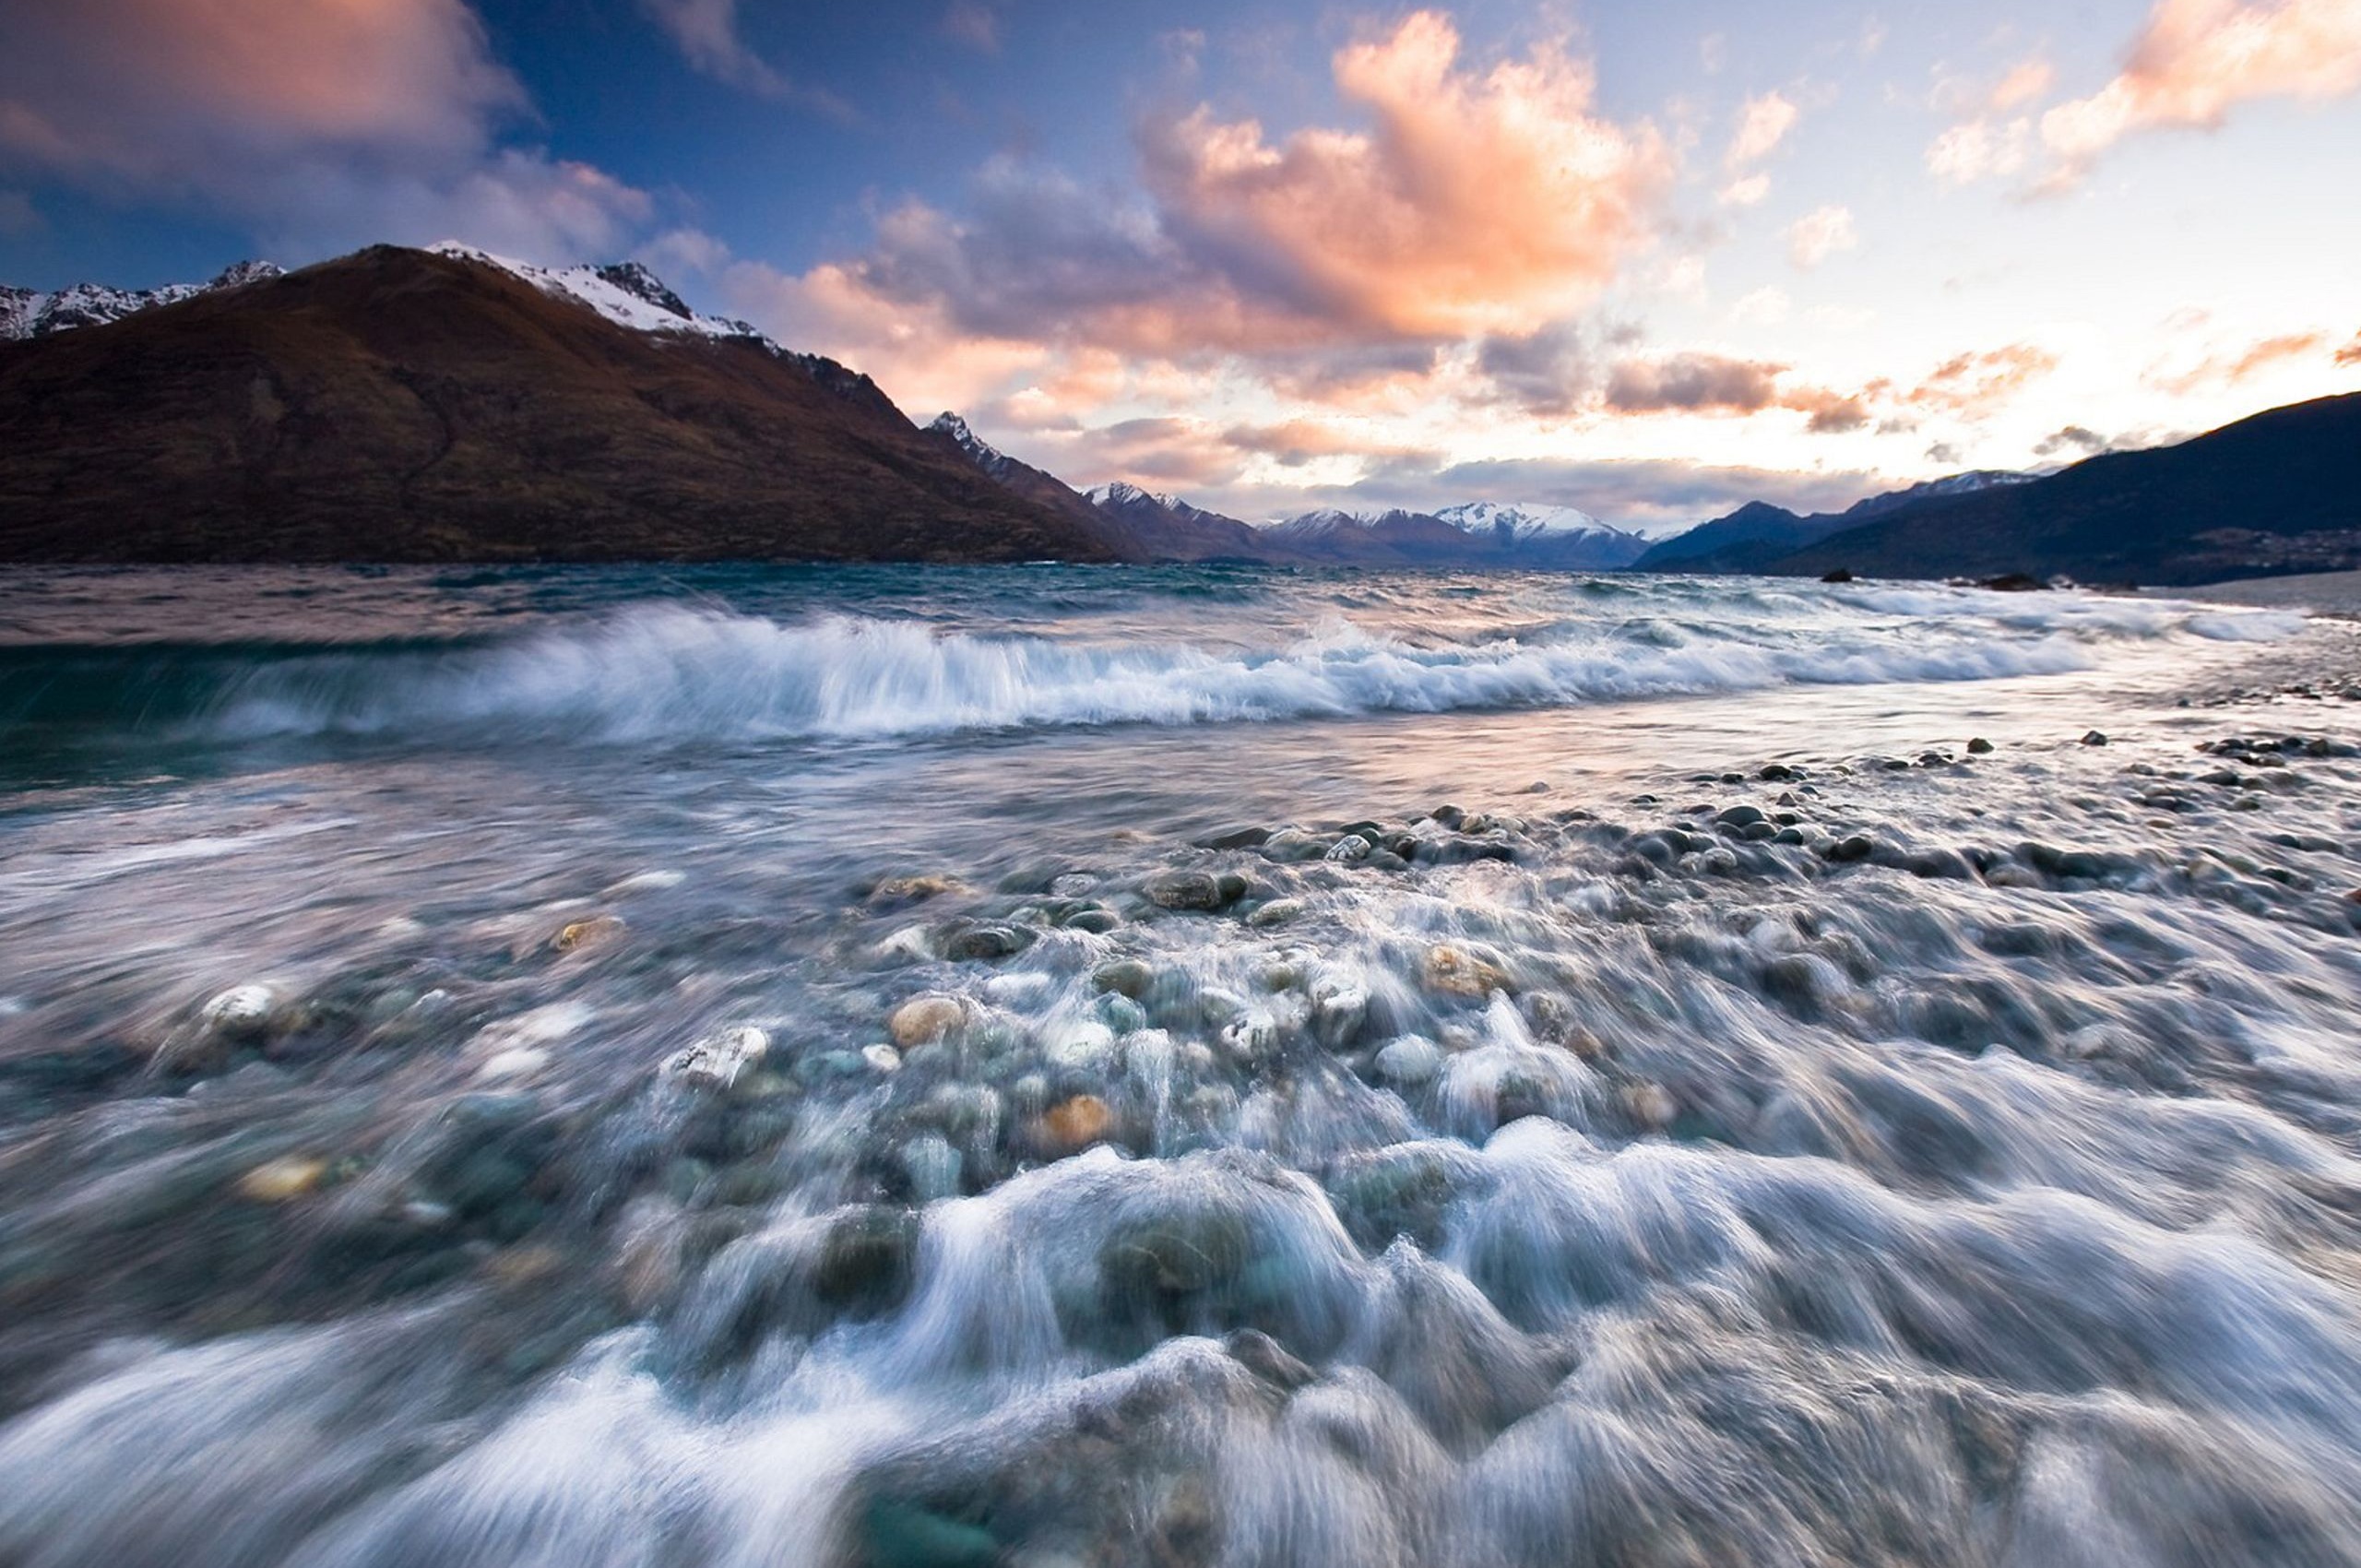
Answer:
[1824, 834, 1875, 863]
[661, 1025, 770, 1090]
[1041, 1094, 1113, 1155]
[1323, 835, 1372, 864]
[899, 1134, 964, 1203]
[1246, 897, 1305, 929]
[870, 874, 966, 907]
[1090, 954, 1157, 1005]
[1088, 993, 1145, 1040]
[888, 996, 967, 1047]
[1968, 737, 1995, 754]
[1225, 1327, 1316, 1392]
[815, 1206, 920, 1318]
[940, 924, 1031, 962]
[2082, 731, 2109, 746]
[552, 915, 625, 954]
[1143, 870, 1228, 910]
[1260, 828, 1331, 864]
[236, 1155, 328, 1203]
[1422, 944, 1513, 998]
[1714, 804, 1768, 828]
[200, 983, 279, 1039]
[859, 1498, 1001, 1568]
[1373, 1035, 1444, 1089]
[1198, 825, 1272, 850]
[862, 1044, 904, 1074]
[1623, 1081, 1679, 1130]
[1059, 907, 1120, 934]
[1759, 764, 1800, 781]
[1326, 1144, 1486, 1253]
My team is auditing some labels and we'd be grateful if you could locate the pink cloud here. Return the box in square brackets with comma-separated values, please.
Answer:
[2041, 0, 2361, 182]
[0, 0, 664, 262]
[1139, 11, 1669, 338]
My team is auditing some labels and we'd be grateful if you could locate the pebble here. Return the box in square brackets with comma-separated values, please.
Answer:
[887, 996, 966, 1047]
[1968, 737, 1995, 754]
[870, 873, 965, 906]
[1092, 958, 1155, 998]
[1247, 897, 1306, 928]
[1373, 1035, 1444, 1088]
[1624, 1082, 1679, 1130]
[1423, 944, 1512, 998]
[200, 983, 279, 1039]
[236, 1155, 327, 1203]
[899, 1134, 963, 1203]
[2082, 731, 2109, 747]
[1041, 1093, 1112, 1154]
[552, 915, 625, 954]
[661, 1026, 770, 1091]
[1824, 834, 1876, 862]
[1144, 870, 1228, 909]
[861, 1043, 904, 1074]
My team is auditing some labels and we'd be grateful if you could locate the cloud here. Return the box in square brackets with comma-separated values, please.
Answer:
[2339, 332, 2361, 366]
[1717, 172, 1772, 206]
[1905, 343, 2058, 412]
[1473, 320, 1597, 417]
[1725, 91, 1800, 169]
[1926, 117, 2035, 183]
[942, 2, 1001, 52]
[1786, 204, 1857, 267]
[1136, 10, 1671, 339]
[2039, 0, 2361, 183]
[638, 0, 852, 117]
[2145, 329, 2331, 392]
[1605, 352, 1784, 414]
[0, 0, 662, 262]
[1728, 286, 1791, 324]
[2035, 424, 2112, 457]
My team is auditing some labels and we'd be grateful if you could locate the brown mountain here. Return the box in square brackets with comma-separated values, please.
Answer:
[0, 245, 1121, 563]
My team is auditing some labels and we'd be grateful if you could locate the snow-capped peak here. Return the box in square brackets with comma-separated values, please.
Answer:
[1433, 500, 1613, 540]
[1088, 481, 1182, 511]
[0, 260, 283, 341]
[428, 243, 763, 342]
[930, 411, 1000, 461]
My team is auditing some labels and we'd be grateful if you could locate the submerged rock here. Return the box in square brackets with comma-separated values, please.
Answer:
[888, 996, 967, 1047]
[1144, 870, 1228, 910]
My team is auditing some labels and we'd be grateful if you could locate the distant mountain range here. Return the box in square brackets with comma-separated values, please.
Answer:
[4, 244, 2355, 580]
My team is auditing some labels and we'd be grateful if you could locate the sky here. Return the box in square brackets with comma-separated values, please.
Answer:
[3, 0, 2358, 532]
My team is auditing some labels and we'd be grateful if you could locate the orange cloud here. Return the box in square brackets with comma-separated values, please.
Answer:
[2040, 0, 2361, 182]
[2146, 330, 2331, 392]
[2338, 332, 2361, 366]
[1139, 10, 1669, 338]
[1906, 343, 2059, 413]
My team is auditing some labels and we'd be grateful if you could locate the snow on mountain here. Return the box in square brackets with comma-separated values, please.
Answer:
[1433, 501, 1615, 541]
[930, 412, 1012, 474]
[426, 244, 764, 341]
[0, 261, 284, 341]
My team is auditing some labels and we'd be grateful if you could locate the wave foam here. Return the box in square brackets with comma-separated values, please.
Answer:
[192, 593, 2290, 745]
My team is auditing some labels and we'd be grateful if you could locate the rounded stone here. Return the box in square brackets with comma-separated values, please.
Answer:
[888, 996, 966, 1047]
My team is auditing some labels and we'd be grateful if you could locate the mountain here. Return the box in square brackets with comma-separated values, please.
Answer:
[0, 245, 1121, 564]
[0, 260, 285, 341]
[1084, 481, 1304, 563]
[1771, 396, 2361, 586]
[1635, 470, 2035, 574]
[1264, 505, 1648, 569]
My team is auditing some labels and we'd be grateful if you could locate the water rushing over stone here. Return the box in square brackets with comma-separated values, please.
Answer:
[1, 564, 2358, 1566]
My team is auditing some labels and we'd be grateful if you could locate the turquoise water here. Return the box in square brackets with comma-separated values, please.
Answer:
[1, 564, 2357, 1566]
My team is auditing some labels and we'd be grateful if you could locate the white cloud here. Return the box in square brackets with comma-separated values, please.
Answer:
[1787, 204, 1858, 267]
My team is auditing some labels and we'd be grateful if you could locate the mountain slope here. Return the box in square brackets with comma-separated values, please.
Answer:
[1772, 396, 2361, 585]
[0, 246, 1120, 564]
[1637, 472, 2034, 574]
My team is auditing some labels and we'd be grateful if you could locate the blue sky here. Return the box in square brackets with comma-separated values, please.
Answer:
[4, 0, 2358, 529]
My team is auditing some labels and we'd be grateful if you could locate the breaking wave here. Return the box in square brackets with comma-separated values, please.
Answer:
[171, 593, 2293, 745]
